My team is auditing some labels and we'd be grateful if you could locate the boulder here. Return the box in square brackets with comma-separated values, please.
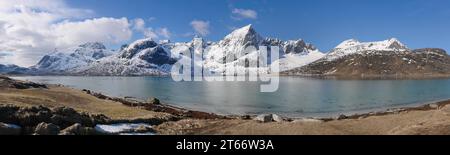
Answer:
[254, 114, 284, 123]
[51, 107, 92, 128]
[0, 122, 21, 135]
[34, 122, 60, 135]
[147, 97, 161, 105]
[133, 125, 155, 133]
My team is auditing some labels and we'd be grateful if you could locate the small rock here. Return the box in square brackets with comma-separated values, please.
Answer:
[147, 97, 160, 105]
[34, 122, 60, 135]
[254, 114, 273, 123]
[336, 114, 348, 120]
[0, 122, 21, 135]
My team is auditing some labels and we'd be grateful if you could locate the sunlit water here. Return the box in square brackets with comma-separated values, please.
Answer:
[12, 76, 450, 118]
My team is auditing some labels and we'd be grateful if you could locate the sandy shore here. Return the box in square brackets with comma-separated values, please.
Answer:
[2, 75, 450, 135]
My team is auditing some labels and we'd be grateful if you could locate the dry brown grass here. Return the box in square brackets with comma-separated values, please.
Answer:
[0, 85, 171, 120]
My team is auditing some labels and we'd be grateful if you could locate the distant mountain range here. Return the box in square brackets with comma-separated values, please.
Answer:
[1, 25, 449, 77]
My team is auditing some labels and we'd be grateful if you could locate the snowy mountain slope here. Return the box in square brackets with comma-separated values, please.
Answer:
[275, 51, 325, 72]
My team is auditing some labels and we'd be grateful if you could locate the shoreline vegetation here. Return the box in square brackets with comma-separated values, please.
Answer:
[2, 75, 450, 135]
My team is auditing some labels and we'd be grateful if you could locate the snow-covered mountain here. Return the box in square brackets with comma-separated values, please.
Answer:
[33, 42, 115, 74]
[79, 38, 179, 76]
[283, 38, 450, 77]
[29, 24, 324, 76]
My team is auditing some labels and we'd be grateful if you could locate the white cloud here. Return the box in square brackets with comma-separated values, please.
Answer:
[132, 18, 146, 32]
[232, 8, 258, 20]
[0, 0, 93, 19]
[0, 0, 133, 66]
[53, 17, 132, 48]
[132, 18, 171, 40]
[143, 28, 159, 39]
[157, 28, 171, 39]
[0, 51, 12, 59]
[190, 20, 210, 36]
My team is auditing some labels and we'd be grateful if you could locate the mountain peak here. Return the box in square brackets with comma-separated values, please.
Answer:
[241, 24, 253, 30]
[388, 37, 399, 42]
[386, 38, 406, 49]
[222, 24, 262, 46]
[230, 24, 254, 35]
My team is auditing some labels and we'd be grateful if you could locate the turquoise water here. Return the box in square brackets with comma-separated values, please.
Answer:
[12, 76, 450, 117]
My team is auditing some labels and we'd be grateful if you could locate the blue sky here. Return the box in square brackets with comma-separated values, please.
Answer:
[67, 0, 450, 52]
[1, 0, 450, 66]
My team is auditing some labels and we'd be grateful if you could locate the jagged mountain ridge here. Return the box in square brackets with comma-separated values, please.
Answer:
[202, 24, 324, 74]
[4, 25, 448, 77]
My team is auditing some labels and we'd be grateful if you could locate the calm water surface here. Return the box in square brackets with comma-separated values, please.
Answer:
[12, 76, 450, 117]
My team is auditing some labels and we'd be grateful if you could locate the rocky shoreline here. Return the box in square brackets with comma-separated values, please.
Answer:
[79, 86, 450, 124]
[81, 89, 227, 120]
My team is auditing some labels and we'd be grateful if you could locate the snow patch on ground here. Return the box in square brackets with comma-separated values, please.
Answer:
[95, 123, 154, 135]
[3, 123, 21, 129]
